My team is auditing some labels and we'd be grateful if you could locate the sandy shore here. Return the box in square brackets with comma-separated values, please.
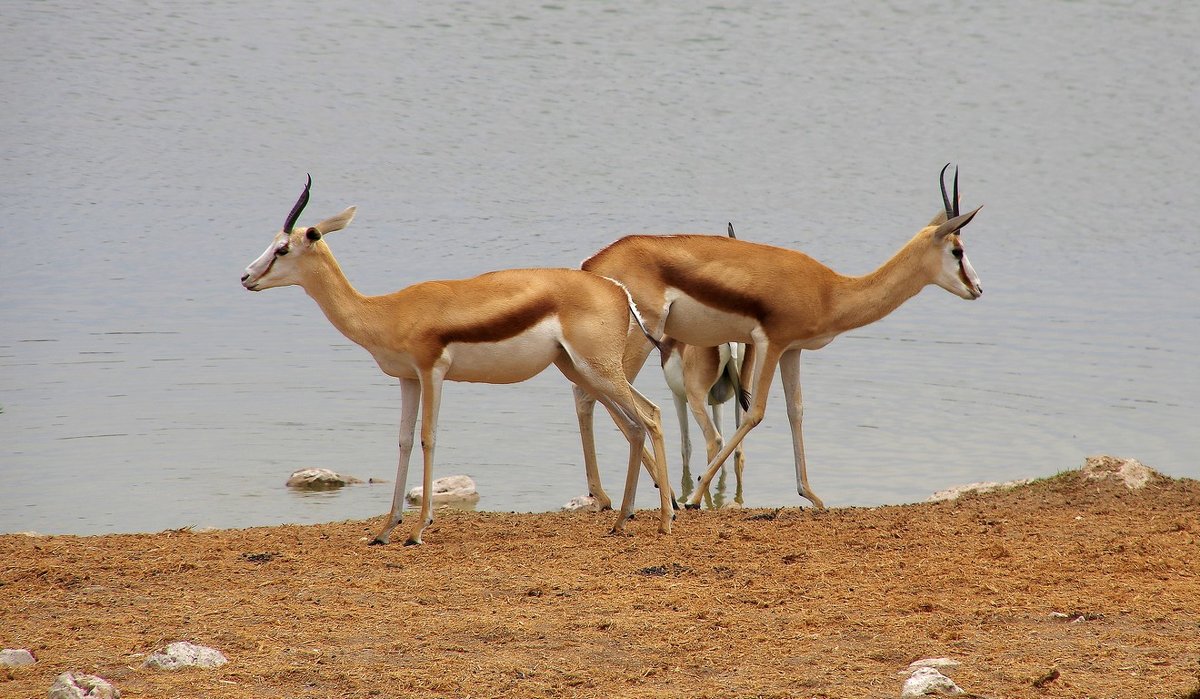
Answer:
[3, 459, 1199, 698]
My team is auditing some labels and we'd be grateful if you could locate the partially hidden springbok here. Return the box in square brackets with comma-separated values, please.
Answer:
[241, 176, 672, 544]
[580, 165, 984, 509]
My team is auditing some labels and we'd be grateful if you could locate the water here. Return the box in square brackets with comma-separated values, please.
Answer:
[2, 1, 1196, 536]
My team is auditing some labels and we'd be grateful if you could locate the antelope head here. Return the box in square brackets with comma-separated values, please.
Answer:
[241, 175, 357, 291]
[925, 163, 983, 300]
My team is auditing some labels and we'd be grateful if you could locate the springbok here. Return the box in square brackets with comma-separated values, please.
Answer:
[580, 165, 983, 509]
[660, 337, 746, 505]
[241, 176, 672, 545]
[660, 224, 749, 506]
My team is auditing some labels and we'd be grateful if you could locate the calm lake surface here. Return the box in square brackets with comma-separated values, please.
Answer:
[2, 1, 1197, 535]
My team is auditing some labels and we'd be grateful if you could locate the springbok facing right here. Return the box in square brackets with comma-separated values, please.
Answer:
[580, 164, 984, 510]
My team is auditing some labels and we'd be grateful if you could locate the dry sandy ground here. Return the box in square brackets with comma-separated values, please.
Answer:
[3, 459, 1199, 698]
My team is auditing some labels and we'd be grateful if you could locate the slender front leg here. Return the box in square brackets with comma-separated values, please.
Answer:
[728, 341, 746, 502]
[371, 378, 421, 545]
[406, 370, 445, 545]
[706, 404, 724, 509]
[686, 341, 781, 508]
[608, 400, 647, 537]
[687, 381, 722, 509]
[572, 386, 613, 510]
[779, 348, 825, 509]
[731, 391, 745, 504]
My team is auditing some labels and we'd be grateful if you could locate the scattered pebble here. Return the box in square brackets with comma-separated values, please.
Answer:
[900, 666, 965, 697]
[0, 648, 36, 667]
[562, 495, 602, 512]
[48, 672, 120, 699]
[143, 641, 228, 670]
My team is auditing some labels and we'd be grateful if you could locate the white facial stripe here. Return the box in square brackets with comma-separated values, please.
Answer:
[960, 253, 981, 289]
[242, 236, 284, 287]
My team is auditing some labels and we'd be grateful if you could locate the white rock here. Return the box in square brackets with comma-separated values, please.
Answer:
[0, 648, 36, 667]
[142, 641, 228, 670]
[48, 672, 120, 699]
[286, 468, 363, 489]
[562, 495, 603, 512]
[900, 667, 965, 697]
[406, 475, 480, 505]
[1082, 455, 1153, 489]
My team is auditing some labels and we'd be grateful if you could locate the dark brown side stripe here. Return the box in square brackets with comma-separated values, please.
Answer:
[658, 258, 770, 322]
[436, 297, 558, 346]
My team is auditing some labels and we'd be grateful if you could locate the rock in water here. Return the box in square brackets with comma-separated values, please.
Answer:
[286, 468, 363, 489]
[406, 475, 480, 505]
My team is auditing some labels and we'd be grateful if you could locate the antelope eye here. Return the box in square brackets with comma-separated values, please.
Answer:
[276, 245, 290, 256]
[951, 248, 964, 260]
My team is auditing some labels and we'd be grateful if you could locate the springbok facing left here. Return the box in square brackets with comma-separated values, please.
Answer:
[241, 176, 672, 545]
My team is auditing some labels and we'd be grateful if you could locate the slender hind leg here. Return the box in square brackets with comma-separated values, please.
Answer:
[557, 357, 671, 535]
[572, 386, 613, 510]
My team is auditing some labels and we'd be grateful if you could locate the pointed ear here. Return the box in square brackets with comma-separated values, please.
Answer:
[933, 205, 982, 239]
[312, 206, 357, 236]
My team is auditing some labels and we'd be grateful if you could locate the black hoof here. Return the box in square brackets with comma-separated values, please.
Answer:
[684, 502, 701, 511]
[403, 539, 422, 547]
[368, 538, 387, 546]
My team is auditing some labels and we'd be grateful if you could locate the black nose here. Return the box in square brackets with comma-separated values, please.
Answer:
[241, 273, 249, 282]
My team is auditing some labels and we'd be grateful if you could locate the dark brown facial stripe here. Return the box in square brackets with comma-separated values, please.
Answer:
[436, 297, 557, 346]
[659, 260, 769, 321]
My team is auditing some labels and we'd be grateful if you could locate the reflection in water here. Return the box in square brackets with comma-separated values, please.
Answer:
[679, 461, 742, 511]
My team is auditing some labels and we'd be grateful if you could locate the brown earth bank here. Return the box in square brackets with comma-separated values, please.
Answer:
[3, 461, 1199, 699]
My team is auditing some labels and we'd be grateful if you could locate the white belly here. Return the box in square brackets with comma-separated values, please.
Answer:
[442, 317, 564, 384]
[663, 289, 758, 347]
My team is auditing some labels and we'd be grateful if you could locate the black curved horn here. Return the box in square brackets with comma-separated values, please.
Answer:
[952, 165, 960, 217]
[283, 174, 312, 233]
[940, 163, 960, 218]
